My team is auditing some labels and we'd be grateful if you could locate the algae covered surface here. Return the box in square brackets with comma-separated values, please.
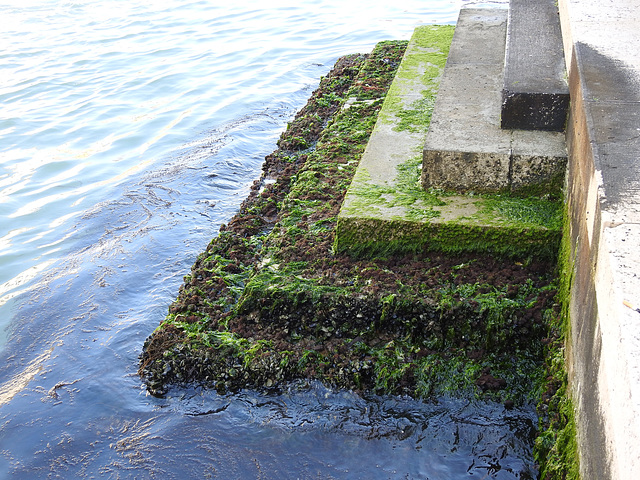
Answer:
[137, 25, 575, 479]
[140, 29, 561, 408]
[533, 209, 581, 480]
[335, 25, 563, 261]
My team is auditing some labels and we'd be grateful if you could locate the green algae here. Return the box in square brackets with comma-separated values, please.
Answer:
[394, 97, 437, 133]
[348, 40, 408, 100]
[339, 156, 446, 223]
[134, 26, 582, 480]
[226, 276, 553, 402]
[335, 24, 562, 261]
[380, 25, 454, 130]
[479, 196, 562, 230]
[141, 33, 562, 418]
[338, 143, 562, 259]
[336, 213, 561, 260]
[533, 205, 581, 479]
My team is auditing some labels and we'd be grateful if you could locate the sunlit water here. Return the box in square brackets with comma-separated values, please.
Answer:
[0, 1, 531, 478]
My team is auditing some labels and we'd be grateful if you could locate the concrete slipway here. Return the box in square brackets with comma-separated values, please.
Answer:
[338, 1, 640, 478]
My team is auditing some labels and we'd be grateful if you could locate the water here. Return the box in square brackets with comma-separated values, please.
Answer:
[0, 1, 532, 478]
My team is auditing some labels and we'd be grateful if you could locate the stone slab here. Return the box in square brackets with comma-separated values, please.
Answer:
[423, 150, 511, 193]
[445, 9, 511, 65]
[501, 0, 569, 131]
[336, 14, 562, 259]
[422, 7, 567, 194]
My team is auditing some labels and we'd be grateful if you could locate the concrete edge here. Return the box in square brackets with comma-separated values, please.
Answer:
[559, 0, 640, 478]
[336, 15, 562, 259]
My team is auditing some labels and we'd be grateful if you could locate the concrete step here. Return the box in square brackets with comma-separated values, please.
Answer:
[421, 7, 567, 195]
[335, 13, 562, 259]
[501, 0, 569, 131]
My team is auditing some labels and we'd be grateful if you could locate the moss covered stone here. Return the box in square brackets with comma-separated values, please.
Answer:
[533, 206, 581, 479]
[335, 25, 563, 260]
[140, 34, 559, 405]
[137, 24, 576, 480]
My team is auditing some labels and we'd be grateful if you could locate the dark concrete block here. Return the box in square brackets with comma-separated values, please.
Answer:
[501, 0, 569, 131]
[501, 91, 569, 131]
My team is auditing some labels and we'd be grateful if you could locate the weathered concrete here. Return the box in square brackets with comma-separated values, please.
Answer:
[421, 8, 567, 195]
[335, 15, 561, 259]
[558, 0, 640, 478]
[501, 0, 569, 131]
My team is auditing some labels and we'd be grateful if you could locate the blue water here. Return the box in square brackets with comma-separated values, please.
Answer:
[0, 1, 533, 478]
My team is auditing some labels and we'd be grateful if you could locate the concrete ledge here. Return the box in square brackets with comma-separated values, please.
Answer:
[422, 8, 567, 194]
[558, 0, 640, 478]
[501, 0, 569, 131]
[336, 17, 562, 259]
[337, 210, 561, 259]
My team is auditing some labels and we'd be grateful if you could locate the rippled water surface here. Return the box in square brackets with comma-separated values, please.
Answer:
[0, 1, 529, 478]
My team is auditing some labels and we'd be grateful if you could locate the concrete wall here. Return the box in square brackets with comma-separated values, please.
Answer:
[559, 0, 640, 478]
